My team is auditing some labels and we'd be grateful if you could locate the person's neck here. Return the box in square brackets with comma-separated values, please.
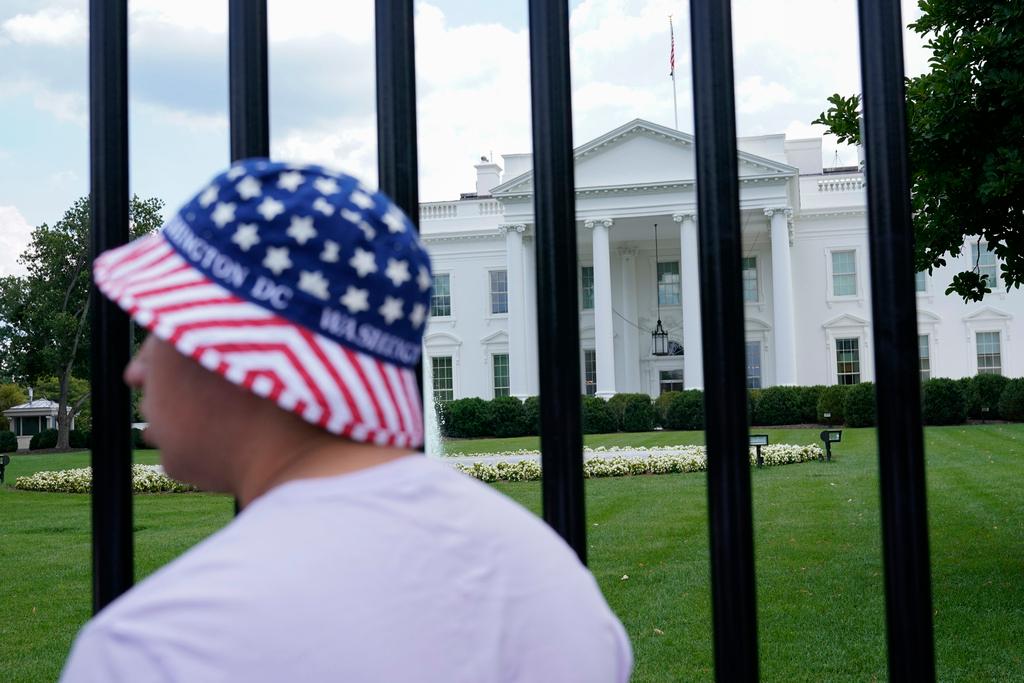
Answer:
[234, 430, 416, 508]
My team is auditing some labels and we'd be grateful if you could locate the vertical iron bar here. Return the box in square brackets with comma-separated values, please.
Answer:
[689, 0, 759, 679]
[527, 0, 586, 562]
[89, 0, 134, 613]
[856, 1, 936, 679]
[374, 0, 424, 405]
[229, 0, 269, 161]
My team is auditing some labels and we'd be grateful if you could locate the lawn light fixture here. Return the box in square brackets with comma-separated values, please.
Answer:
[651, 222, 669, 356]
[823, 411, 832, 427]
[750, 434, 769, 468]
[981, 405, 990, 424]
[819, 429, 842, 462]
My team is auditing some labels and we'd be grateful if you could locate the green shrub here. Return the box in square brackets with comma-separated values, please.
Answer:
[922, 378, 968, 425]
[522, 396, 541, 435]
[444, 398, 491, 438]
[487, 397, 527, 438]
[664, 390, 704, 431]
[797, 386, 825, 424]
[752, 386, 803, 425]
[30, 428, 58, 450]
[69, 429, 91, 449]
[843, 382, 876, 427]
[998, 378, 1024, 422]
[581, 396, 617, 434]
[602, 393, 651, 430]
[617, 394, 656, 432]
[654, 391, 678, 428]
[968, 374, 1009, 419]
[817, 385, 849, 425]
[0, 430, 17, 453]
[747, 389, 761, 425]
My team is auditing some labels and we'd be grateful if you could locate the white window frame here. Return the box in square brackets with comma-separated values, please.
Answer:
[658, 368, 684, 394]
[430, 272, 453, 320]
[424, 331, 462, 399]
[918, 333, 931, 381]
[492, 353, 511, 398]
[487, 269, 509, 318]
[741, 256, 760, 304]
[823, 316, 872, 385]
[971, 241, 999, 288]
[582, 348, 597, 396]
[430, 356, 455, 403]
[745, 339, 763, 389]
[915, 270, 929, 296]
[826, 247, 862, 302]
[963, 307, 1013, 376]
[975, 330, 1002, 376]
[580, 264, 595, 311]
[657, 260, 682, 307]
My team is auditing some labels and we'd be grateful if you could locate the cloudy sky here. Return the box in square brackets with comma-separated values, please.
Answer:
[0, 0, 931, 276]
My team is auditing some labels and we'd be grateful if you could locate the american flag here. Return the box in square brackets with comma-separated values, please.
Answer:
[93, 159, 430, 447]
[669, 15, 675, 77]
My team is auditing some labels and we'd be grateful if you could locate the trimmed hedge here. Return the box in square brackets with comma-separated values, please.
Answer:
[487, 396, 528, 438]
[798, 386, 826, 424]
[843, 382, 876, 427]
[817, 385, 849, 425]
[0, 430, 17, 453]
[922, 378, 967, 425]
[582, 396, 617, 434]
[29, 429, 58, 450]
[610, 393, 656, 432]
[654, 391, 677, 428]
[665, 390, 704, 431]
[752, 386, 803, 426]
[523, 396, 541, 436]
[968, 374, 1009, 419]
[999, 379, 1024, 422]
[444, 398, 491, 438]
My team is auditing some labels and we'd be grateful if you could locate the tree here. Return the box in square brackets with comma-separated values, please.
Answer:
[813, 1, 1024, 302]
[0, 196, 163, 448]
[0, 383, 27, 414]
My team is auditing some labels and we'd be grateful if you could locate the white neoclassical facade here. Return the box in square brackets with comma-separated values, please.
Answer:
[419, 119, 1023, 402]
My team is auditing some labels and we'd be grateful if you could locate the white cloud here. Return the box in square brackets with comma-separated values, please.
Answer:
[0, 206, 33, 277]
[736, 76, 794, 115]
[1, 7, 86, 45]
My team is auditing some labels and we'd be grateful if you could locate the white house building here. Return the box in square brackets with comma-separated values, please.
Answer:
[419, 119, 1022, 402]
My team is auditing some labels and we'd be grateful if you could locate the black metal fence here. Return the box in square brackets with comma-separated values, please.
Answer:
[88, 0, 935, 679]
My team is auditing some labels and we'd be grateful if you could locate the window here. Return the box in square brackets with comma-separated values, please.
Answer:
[430, 274, 451, 317]
[971, 242, 998, 286]
[831, 250, 857, 297]
[492, 353, 510, 398]
[915, 270, 927, 293]
[659, 369, 684, 394]
[658, 261, 681, 306]
[583, 349, 597, 396]
[835, 337, 861, 384]
[976, 331, 1001, 375]
[745, 341, 762, 389]
[431, 356, 454, 402]
[489, 270, 508, 315]
[742, 257, 758, 303]
[581, 266, 594, 310]
[918, 334, 930, 381]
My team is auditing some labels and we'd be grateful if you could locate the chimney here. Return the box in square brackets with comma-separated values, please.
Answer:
[474, 159, 502, 197]
[28, 387, 34, 403]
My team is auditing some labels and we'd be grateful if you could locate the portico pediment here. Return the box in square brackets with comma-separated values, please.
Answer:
[822, 313, 870, 329]
[491, 119, 797, 200]
[962, 305, 1012, 322]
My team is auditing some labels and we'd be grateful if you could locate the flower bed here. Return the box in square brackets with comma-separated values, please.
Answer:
[14, 464, 197, 494]
[450, 443, 823, 483]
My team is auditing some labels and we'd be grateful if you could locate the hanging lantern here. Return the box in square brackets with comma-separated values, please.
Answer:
[651, 318, 669, 356]
[650, 222, 670, 356]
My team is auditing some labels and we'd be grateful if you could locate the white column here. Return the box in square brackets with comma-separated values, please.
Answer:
[766, 208, 797, 385]
[585, 218, 616, 398]
[674, 212, 703, 389]
[499, 223, 529, 398]
[619, 246, 641, 392]
[523, 234, 539, 396]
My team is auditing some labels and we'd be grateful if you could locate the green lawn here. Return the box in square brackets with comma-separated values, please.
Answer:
[2, 426, 1023, 681]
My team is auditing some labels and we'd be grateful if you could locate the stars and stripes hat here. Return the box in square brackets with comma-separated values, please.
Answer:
[93, 159, 431, 448]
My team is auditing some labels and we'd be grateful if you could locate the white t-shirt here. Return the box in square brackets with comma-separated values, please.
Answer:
[61, 455, 633, 682]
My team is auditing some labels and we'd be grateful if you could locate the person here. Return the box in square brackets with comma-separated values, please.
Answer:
[61, 160, 633, 682]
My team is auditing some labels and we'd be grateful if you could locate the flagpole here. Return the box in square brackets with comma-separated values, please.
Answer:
[669, 15, 679, 130]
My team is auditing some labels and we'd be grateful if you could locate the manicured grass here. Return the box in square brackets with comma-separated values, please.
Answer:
[2, 427, 1023, 681]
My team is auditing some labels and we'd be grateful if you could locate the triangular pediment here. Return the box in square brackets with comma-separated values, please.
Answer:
[491, 119, 797, 198]
[822, 313, 870, 329]
[963, 305, 1012, 322]
[480, 330, 509, 345]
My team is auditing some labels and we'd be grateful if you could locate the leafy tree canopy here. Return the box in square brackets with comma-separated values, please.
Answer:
[814, 1, 1024, 302]
[0, 195, 163, 447]
[0, 383, 28, 414]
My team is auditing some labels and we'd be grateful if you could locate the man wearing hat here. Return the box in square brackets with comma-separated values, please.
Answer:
[60, 160, 632, 682]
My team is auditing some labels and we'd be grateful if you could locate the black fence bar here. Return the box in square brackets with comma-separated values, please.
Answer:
[228, 0, 269, 161]
[527, 0, 587, 562]
[374, 0, 424, 405]
[689, 0, 759, 679]
[856, 1, 936, 679]
[88, 0, 134, 613]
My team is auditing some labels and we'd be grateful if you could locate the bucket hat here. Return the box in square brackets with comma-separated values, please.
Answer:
[94, 159, 430, 447]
